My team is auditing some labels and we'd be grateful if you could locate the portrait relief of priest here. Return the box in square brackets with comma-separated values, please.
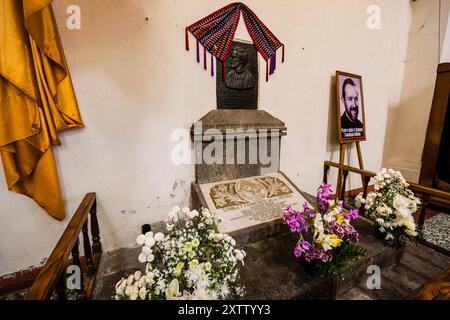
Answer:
[336, 71, 366, 142]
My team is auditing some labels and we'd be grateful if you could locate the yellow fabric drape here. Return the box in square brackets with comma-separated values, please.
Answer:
[0, 0, 84, 220]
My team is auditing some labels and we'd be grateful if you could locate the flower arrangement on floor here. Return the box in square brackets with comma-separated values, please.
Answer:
[284, 184, 364, 276]
[355, 168, 421, 247]
[114, 206, 246, 300]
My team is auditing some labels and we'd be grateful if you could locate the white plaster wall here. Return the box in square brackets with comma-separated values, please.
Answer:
[383, 0, 450, 181]
[440, 1, 450, 62]
[0, 0, 419, 275]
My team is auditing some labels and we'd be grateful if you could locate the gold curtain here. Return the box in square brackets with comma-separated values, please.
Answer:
[0, 0, 84, 220]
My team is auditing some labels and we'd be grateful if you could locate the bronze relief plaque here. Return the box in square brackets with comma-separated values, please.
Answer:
[216, 41, 258, 109]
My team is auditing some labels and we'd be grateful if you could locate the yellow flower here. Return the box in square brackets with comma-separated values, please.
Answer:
[188, 259, 199, 269]
[329, 234, 343, 248]
[336, 214, 345, 224]
[174, 261, 184, 276]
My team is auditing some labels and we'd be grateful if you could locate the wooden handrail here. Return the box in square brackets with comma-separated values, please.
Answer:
[26, 193, 101, 300]
[324, 161, 450, 201]
[324, 161, 450, 256]
[407, 267, 450, 300]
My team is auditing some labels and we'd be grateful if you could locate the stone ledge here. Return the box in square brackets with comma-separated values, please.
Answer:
[238, 216, 407, 299]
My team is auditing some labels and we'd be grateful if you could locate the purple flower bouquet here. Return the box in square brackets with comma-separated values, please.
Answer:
[284, 184, 365, 276]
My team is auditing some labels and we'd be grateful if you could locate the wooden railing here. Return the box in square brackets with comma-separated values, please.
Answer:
[323, 161, 450, 255]
[407, 267, 450, 300]
[26, 193, 102, 300]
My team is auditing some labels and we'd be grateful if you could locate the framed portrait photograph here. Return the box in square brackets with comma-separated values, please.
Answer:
[336, 71, 366, 143]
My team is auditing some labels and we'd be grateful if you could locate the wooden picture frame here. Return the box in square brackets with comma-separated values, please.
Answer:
[336, 71, 366, 143]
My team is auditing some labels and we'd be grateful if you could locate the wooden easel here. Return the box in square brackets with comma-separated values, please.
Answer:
[336, 141, 364, 200]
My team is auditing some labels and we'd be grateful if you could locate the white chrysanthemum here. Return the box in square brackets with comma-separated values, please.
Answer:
[163, 241, 171, 250]
[136, 234, 146, 246]
[385, 233, 394, 240]
[154, 232, 165, 242]
[393, 195, 409, 211]
[166, 223, 174, 231]
[145, 231, 154, 238]
[142, 246, 152, 256]
[192, 288, 212, 300]
[219, 283, 230, 299]
[354, 194, 363, 208]
[147, 254, 155, 262]
[138, 253, 147, 264]
[168, 211, 178, 223]
[202, 208, 212, 218]
[234, 249, 244, 261]
[145, 237, 156, 248]
[172, 205, 181, 213]
[188, 209, 199, 219]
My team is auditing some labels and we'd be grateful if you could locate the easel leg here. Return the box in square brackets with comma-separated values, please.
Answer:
[336, 143, 347, 199]
[356, 142, 365, 185]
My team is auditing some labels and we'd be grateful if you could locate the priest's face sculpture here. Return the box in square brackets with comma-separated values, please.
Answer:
[229, 47, 248, 72]
[225, 46, 255, 90]
[342, 81, 360, 122]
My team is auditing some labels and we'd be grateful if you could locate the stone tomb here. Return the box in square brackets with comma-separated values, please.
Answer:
[195, 172, 311, 234]
[190, 40, 305, 237]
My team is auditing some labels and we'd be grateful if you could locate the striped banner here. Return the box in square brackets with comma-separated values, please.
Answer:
[186, 2, 284, 81]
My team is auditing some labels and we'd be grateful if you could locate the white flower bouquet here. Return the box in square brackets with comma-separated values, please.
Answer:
[355, 168, 421, 247]
[114, 206, 246, 300]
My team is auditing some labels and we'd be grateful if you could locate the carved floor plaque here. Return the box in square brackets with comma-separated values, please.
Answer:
[198, 172, 311, 234]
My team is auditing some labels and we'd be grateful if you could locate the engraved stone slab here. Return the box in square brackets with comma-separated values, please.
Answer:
[198, 172, 311, 234]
